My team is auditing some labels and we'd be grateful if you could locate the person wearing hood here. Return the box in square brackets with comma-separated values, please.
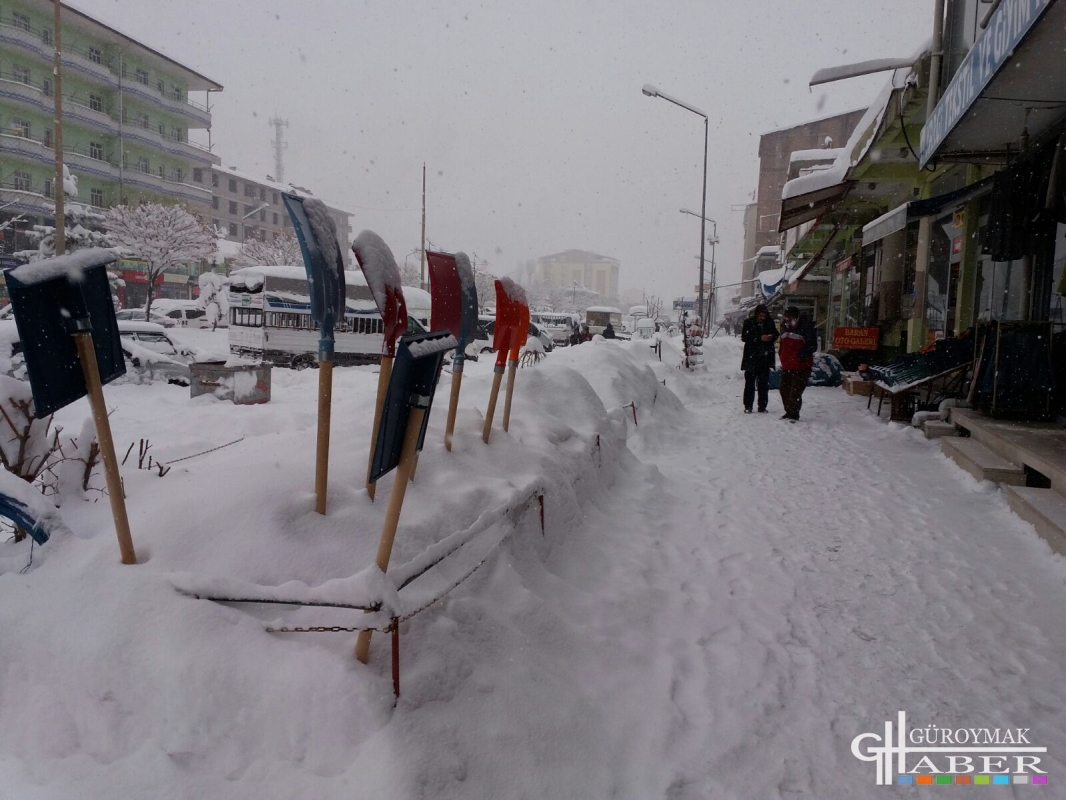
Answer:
[740, 304, 778, 413]
[603, 321, 617, 339]
[777, 306, 818, 421]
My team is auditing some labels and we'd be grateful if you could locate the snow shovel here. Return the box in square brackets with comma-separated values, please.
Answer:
[481, 278, 523, 444]
[353, 231, 408, 503]
[355, 331, 454, 664]
[426, 250, 478, 451]
[283, 193, 346, 515]
[502, 301, 530, 432]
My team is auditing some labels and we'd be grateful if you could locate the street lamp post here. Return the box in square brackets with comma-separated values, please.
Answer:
[642, 84, 709, 329]
[681, 208, 718, 324]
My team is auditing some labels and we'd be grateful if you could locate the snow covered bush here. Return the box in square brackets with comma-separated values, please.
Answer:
[197, 272, 229, 330]
[0, 375, 61, 541]
[106, 203, 216, 318]
[233, 232, 301, 268]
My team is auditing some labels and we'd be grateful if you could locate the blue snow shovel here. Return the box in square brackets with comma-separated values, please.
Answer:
[282, 193, 346, 515]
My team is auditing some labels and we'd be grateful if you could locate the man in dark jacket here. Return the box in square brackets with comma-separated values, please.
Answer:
[777, 306, 818, 421]
[740, 304, 778, 413]
[603, 321, 617, 339]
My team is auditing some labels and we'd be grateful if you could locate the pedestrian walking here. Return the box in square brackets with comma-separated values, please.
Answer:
[740, 303, 778, 413]
[603, 321, 617, 339]
[777, 306, 818, 421]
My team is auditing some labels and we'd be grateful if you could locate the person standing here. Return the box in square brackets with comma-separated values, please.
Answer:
[740, 304, 778, 413]
[603, 321, 617, 339]
[777, 306, 818, 421]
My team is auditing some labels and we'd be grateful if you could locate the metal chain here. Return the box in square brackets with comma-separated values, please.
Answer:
[267, 623, 392, 634]
[167, 436, 246, 466]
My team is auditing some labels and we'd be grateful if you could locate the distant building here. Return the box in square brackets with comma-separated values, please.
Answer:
[0, 0, 222, 250]
[208, 163, 353, 267]
[741, 110, 865, 297]
[530, 249, 619, 302]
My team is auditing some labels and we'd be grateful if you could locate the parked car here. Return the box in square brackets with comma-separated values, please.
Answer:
[115, 308, 177, 328]
[160, 306, 210, 328]
[477, 317, 555, 354]
[117, 321, 194, 385]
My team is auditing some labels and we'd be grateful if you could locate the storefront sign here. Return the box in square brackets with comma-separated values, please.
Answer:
[952, 237, 963, 255]
[919, 0, 1052, 167]
[834, 326, 879, 350]
[953, 209, 966, 228]
[122, 270, 164, 286]
[835, 256, 854, 274]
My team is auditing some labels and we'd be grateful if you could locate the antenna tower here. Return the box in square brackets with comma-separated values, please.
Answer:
[269, 116, 289, 183]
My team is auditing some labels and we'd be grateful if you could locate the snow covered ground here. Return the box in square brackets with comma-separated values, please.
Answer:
[1, 331, 1064, 798]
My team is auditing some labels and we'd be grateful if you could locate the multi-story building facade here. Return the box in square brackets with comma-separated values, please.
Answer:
[207, 163, 353, 267]
[0, 0, 221, 253]
[741, 110, 865, 297]
[528, 249, 620, 302]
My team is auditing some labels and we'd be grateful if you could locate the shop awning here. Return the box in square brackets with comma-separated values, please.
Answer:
[860, 176, 995, 245]
[919, 0, 1066, 167]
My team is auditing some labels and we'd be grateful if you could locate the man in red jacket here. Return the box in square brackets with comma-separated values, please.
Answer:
[777, 306, 818, 421]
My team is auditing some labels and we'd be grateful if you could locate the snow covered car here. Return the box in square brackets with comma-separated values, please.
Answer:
[117, 321, 195, 386]
[477, 317, 554, 354]
[152, 300, 212, 329]
[115, 308, 177, 328]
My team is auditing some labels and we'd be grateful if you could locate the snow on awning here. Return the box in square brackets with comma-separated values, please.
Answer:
[788, 224, 843, 285]
[861, 177, 995, 246]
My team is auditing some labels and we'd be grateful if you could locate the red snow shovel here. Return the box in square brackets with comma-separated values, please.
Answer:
[501, 301, 529, 432]
[482, 279, 523, 443]
[426, 251, 470, 451]
[353, 231, 408, 502]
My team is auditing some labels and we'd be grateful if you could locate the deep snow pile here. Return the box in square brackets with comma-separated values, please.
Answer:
[0, 336, 685, 798]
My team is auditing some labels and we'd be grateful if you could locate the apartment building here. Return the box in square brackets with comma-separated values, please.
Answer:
[206, 163, 353, 267]
[529, 249, 620, 302]
[0, 0, 221, 251]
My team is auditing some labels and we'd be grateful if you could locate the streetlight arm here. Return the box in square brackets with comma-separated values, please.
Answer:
[651, 89, 707, 119]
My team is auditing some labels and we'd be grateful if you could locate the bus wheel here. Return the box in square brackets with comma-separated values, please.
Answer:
[291, 354, 316, 370]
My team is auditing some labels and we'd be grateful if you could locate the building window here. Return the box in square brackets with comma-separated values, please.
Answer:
[41, 78, 52, 97]
[194, 168, 204, 183]
[11, 119, 30, 138]
[173, 168, 184, 182]
[228, 200, 238, 215]
[211, 195, 219, 209]
[158, 165, 165, 178]
[90, 188, 104, 207]
[243, 204, 256, 216]
[135, 69, 149, 85]
[244, 183, 256, 198]
[89, 141, 103, 160]
[43, 129, 52, 148]
[157, 80, 165, 94]
[259, 209, 266, 222]
[172, 127, 184, 143]
[212, 218, 220, 229]
[273, 212, 279, 225]
[41, 28, 52, 45]
[12, 12, 31, 31]
[272, 192, 278, 205]
[12, 65, 30, 85]
[260, 187, 266, 201]
[211, 172, 219, 187]
[228, 179, 237, 192]
[137, 157, 150, 173]
[43, 179, 54, 198]
[228, 222, 237, 236]
[12, 171, 31, 192]
[172, 85, 182, 101]
[89, 47, 103, 64]
[158, 122, 166, 135]
[138, 114, 149, 129]
[89, 94, 103, 112]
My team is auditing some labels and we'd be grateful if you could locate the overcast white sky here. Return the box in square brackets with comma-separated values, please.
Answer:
[77, 0, 932, 302]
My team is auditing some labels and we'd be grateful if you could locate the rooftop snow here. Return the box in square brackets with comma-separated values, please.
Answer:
[788, 148, 844, 165]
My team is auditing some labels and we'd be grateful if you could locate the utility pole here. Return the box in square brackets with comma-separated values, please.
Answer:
[420, 162, 427, 288]
[53, 0, 65, 255]
[269, 116, 289, 183]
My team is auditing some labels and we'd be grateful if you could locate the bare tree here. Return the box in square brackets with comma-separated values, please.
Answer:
[105, 203, 216, 318]
[399, 261, 422, 287]
[233, 232, 301, 268]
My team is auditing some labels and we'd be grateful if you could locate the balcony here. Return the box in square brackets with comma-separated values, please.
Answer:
[120, 82, 211, 129]
[64, 97, 119, 136]
[120, 122, 214, 164]
[0, 184, 53, 216]
[122, 168, 211, 206]
[64, 148, 119, 181]
[0, 19, 116, 87]
[0, 131, 54, 166]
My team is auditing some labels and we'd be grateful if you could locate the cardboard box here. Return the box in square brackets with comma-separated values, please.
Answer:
[843, 374, 872, 396]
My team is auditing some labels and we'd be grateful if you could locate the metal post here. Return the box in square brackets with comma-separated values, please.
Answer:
[698, 117, 708, 327]
[420, 163, 426, 289]
[52, 0, 65, 255]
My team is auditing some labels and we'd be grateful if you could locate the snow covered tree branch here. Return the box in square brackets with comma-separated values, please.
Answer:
[233, 232, 301, 268]
[105, 203, 215, 318]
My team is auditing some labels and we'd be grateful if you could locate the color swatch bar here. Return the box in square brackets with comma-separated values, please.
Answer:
[896, 774, 1048, 785]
